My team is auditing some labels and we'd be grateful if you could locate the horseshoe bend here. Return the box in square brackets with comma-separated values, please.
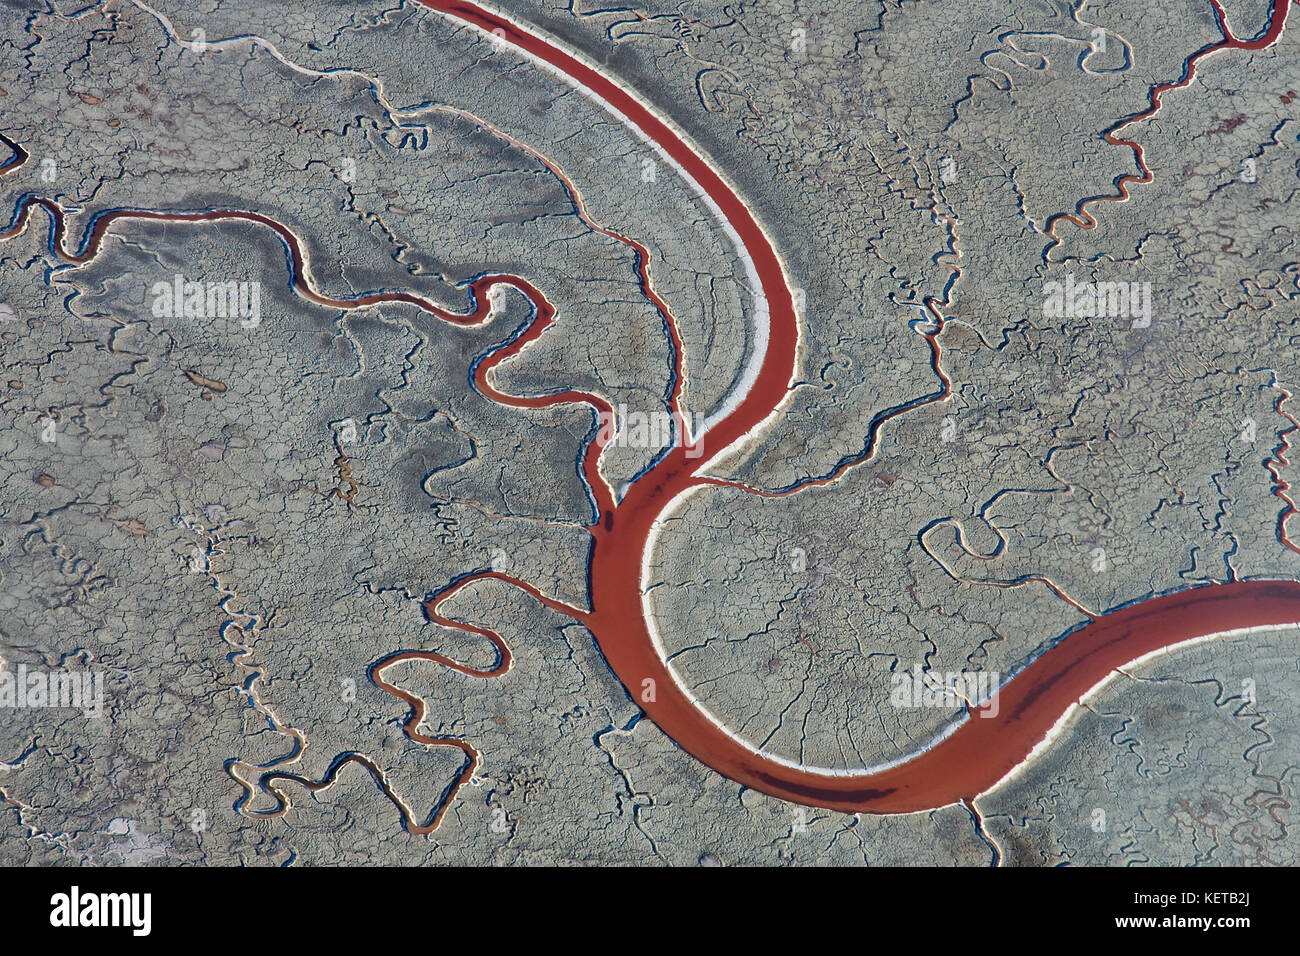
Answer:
[2, 0, 1300, 871]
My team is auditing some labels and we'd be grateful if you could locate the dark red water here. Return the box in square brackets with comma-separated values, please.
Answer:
[405, 0, 1300, 824]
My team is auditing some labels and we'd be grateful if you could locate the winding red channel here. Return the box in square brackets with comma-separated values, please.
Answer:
[1045, 0, 1295, 253]
[5, 0, 1298, 831]
[402, 0, 1300, 820]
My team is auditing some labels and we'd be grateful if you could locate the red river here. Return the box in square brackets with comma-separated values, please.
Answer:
[3, 0, 1297, 833]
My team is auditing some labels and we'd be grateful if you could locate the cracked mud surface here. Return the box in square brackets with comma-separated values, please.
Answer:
[2, 0, 1299, 865]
